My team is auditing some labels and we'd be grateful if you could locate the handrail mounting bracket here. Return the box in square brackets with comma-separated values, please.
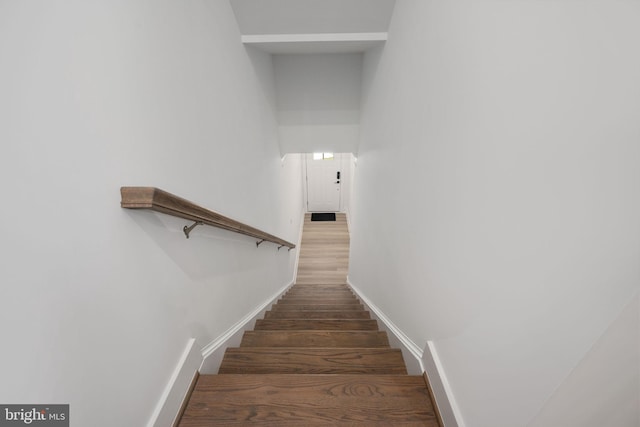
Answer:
[183, 221, 203, 239]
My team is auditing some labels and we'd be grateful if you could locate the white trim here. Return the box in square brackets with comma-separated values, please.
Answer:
[423, 341, 466, 427]
[147, 211, 305, 425]
[347, 278, 424, 374]
[242, 34, 386, 54]
[147, 338, 202, 427]
[303, 155, 309, 213]
[242, 32, 388, 44]
[347, 277, 465, 427]
[291, 210, 305, 284]
[199, 207, 304, 372]
[199, 280, 293, 373]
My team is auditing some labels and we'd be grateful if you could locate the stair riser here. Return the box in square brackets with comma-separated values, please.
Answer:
[218, 348, 408, 375]
[241, 331, 390, 348]
[264, 311, 371, 319]
[270, 304, 365, 311]
[254, 319, 378, 330]
[278, 299, 361, 305]
[284, 291, 355, 297]
[287, 287, 352, 290]
[295, 280, 350, 286]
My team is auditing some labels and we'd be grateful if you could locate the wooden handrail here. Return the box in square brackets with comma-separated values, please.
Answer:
[120, 187, 296, 249]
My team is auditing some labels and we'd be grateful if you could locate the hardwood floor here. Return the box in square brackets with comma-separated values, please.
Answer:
[295, 214, 350, 285]
[178, 213, 440, 426]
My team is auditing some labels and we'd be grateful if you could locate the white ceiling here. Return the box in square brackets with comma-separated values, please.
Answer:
[229, 0, 396, 54]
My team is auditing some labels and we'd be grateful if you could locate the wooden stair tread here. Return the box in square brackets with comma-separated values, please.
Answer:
[285, 289, 354, 294]
[275, 302, 363, 308]
[218, 348, 408, 374]
[280, 293, 358, 299]
[270, 304, 365, 311]
[284, 294, 355, 299]
[281, 296, 357, 300]
[278, 298, 361, 305]
[296, 278, 350, 286]
[177, 215, 443, 427]
[283, 296, 357, 301]
[289, 282, 351, 291]
[264, 310, 371, 319]
[241, 331, 390, 347]
[179, 374, 437, 426]
[255, 319, 378, 330]
[283, 291, 356, 296]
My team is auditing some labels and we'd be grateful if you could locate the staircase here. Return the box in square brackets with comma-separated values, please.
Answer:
[178, 215, 441, 426]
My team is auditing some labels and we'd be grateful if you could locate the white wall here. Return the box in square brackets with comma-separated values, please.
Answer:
[349, 1, 640, 426]
[529, 293, 640, 427]
[274, 53, 362, 154]
[230, 0, 396, 35]
[340, 153, 357, 220]
[0, 1, 303, 426]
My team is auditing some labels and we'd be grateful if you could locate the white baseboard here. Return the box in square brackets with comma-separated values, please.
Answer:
[422, 341, 466, 427]
[148, 214, 304, 427]
[345, 209, 352, 234]
[147, 338, 202, 427]
[347, 278, 424, 374]
[347, 277, 464, 427]
[199, 210, 304, 374]
[199, 280, 293, 374]
[147, 282, 293, 426]
[291, 210, 305, 285]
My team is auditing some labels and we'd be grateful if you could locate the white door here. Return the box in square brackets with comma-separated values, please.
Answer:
[306, 153, 341, 212]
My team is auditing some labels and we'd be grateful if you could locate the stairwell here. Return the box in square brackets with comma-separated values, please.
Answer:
[178, 214, 440, 426]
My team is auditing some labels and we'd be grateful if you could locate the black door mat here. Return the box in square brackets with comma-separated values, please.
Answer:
[311, 213, 336, 221]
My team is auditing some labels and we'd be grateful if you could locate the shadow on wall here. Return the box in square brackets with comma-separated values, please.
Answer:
[528, 292, 640, 427]
[360, 44, 385, 109]
[243, 45, 279, 116]
[125, 210, 290, 281]
[274, 53, 363, 155]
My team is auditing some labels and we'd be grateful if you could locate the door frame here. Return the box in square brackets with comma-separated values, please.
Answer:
[304, 153, 351, 213]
